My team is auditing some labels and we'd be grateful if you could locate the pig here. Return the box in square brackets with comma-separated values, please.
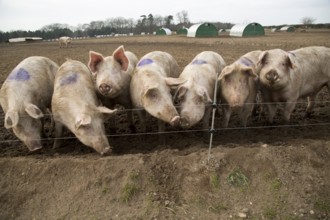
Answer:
[173, 51, 226, 131]
[0, 56, 59, 151]
[257, 46, 330, 123]
[52, 59, 117, 155]
[88, 45, 138, 132]
[58, 36, 72, 48]
[130, 51, 186, 136]
[218, 50, 262, 127]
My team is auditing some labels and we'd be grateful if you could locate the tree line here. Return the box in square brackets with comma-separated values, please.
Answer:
[0, 11, 234, 42]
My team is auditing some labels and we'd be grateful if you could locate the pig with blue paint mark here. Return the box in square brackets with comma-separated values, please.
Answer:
[0, 56, 59, 151]
[174, 51, 226, 130]
[218, 50, 262, 127]
[257, 46, 330, 123]
[52, 59, 117, 155]
[88, 45, 138, 132]
[130, 51, 185, 135]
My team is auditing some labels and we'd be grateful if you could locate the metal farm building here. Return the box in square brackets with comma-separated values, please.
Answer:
[187, 23, 218, 37]
[230, 22, 265, 37]
[177, 27, 188, 35]
[280, 26, 295, 32]
[156, 28, 172, 35]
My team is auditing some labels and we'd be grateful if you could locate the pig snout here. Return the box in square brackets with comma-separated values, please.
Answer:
[26, 140, 43, 151]
[99, 83, 112, 95]
[180, 117, 191, 129]
[170, 115, 181, 127]
[265, 70, 279, 83]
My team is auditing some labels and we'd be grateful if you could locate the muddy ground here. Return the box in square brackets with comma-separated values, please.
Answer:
[0, 30, 330, 219]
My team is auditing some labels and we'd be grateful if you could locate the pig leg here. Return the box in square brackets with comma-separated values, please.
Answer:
[222, 104, 232, 128]
[305, 95, 316, 118]
[127, 110, 137, 133]
[241, 103, 254, 127]
[53, 121, 64, 149]
[283, 101, 297, 123]
[136, 109, 147, 132]
[266, 103, 277, 124]
[158, 119, 166, 145]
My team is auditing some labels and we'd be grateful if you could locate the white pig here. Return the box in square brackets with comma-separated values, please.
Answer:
[58, 36, 72, 48]
[52, 59, 117, 155]
[257, 46, 330, 123]
[0, 56, 59, 151]
[130, 51, 185, 134]
[174, 51, 226, 130]
[88, 45, 138, 132]
[218, 50, 262, 127]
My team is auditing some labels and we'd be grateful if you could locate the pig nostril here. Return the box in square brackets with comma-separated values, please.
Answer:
[99, 84, 111, 94]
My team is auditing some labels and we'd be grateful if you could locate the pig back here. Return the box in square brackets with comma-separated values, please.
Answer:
[0, 56, 58, 112]
[138, 51, 180, 77]
[54, 59, 98, 106]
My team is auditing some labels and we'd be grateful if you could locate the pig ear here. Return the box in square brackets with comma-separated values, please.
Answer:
[257, 51, 268, 66]
[75, 114, 92, 130]
[4, 111, 19, 129]
[164, 77, 187, 89]
[242, 67, 258, 79]
[113, 45, 129, 71]
[285, 55, 295, 69]
[144, 87, 160, 101]
[25, 104, 44, 119]
[197, 87, 212, 104]
[218, 66, 233, 81]
[173, 86, 188, 102]
[88, 51, 104, 74]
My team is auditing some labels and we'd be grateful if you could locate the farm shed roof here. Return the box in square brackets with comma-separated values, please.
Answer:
[9, 37, 43, 43]
[280, 26, 295, 32]
[230, 23, 265, 37]
[156, 28, 172, 35]
[187, 23, 218, 38]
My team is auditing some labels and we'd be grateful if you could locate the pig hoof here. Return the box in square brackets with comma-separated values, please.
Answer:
[170, 116, 180, 127]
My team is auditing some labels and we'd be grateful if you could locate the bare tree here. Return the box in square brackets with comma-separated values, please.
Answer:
[176, 10, 190, 24]
[301, 16, 316, 25]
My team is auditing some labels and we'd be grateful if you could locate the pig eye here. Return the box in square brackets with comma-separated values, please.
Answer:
[145, 88, 159, 101]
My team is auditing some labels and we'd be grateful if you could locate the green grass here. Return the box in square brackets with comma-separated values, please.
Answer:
[227, 168, 249, 187]
[210, 172, 220, 190]
[314, 198, 330, 212]
[263, 207, 277, 219]
[121, 170, 140, 203]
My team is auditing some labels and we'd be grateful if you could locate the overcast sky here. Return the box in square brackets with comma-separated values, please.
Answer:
[0, 0, 329, 32]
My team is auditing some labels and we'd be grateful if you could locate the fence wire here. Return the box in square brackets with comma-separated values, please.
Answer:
[0, 97, 330, 159]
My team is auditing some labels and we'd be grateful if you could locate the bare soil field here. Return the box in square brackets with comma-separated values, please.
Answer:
[1, 30, 330, 219]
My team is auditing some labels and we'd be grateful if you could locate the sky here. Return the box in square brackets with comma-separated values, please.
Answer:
[0, 0, 329, 32]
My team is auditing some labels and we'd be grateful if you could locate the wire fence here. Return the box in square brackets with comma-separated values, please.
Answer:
[0, 98, 330, 160]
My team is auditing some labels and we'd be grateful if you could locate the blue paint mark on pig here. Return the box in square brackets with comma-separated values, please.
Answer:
[239, 57, 253, 67]
[138, 58, 153, 67]
[192, 59, 207, 65]
[60, 73, 78, 86]
[8, 68, 30, 81]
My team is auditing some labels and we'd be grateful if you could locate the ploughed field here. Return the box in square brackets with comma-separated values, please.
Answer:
[0, 30, 330, 219]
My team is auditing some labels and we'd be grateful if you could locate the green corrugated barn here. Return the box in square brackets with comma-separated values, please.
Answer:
[156, 28, 172, 35]
[177, 27, 188, 35]
[187, 23, 218, 37]
[230, 22, 265, 37]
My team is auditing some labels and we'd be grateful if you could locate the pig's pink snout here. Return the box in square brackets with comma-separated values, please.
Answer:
[170, 116, 180, 126]
[265, 70, 279, 82]
[180, 118, 190, 128]
[99, 83, 112, 94]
